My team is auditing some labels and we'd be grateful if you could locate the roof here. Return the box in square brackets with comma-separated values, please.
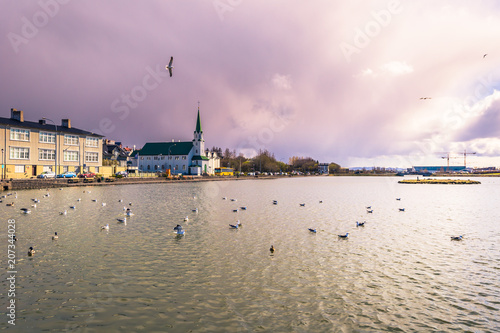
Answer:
[192, 155, 209, 161]
[0, 117, 104, 137]
[139, 142, 193, 156]
[195, 108, 202, 133]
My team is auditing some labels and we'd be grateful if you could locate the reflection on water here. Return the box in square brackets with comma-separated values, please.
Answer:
[1, 177, 499, 332]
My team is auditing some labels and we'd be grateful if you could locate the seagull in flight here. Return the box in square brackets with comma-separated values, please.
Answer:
[166, 56, 174, 77]
[420, 97, 432, 100]
[483, 54, 488, 58]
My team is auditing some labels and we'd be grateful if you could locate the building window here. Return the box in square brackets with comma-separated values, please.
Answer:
[147, 165, 150, 170]
[10, 147, 29, 159]
[182, 156, 186, 160]
[43, 166, 53, 172]
[169, 156, 172, 160]
[95, 167, 99, 173]
[64, 134, 79, 145]
[63, 150, 78, 162]
[141, 157, 144, 160]
[39, 149, 55, 161]
[39, 131, 56, 143]
[175, 156, 179, 160]
[154, 156, 158, 160]
[182, 165, 186, 170]
[10, 128, 30, 141]
[85, 137, 99, 147]
[85, 152, 99, 163]
[63, 166, 68, 172]
[15, 165, 25, 173]
[147, 157, 151, 160]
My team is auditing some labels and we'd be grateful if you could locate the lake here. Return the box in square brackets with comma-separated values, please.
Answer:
[1, 176, 499, 332]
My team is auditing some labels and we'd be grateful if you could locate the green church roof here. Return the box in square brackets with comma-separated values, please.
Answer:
[192, 155, 209, 160]
[139, 142, 193, 156]
[195, 108, 202, 133]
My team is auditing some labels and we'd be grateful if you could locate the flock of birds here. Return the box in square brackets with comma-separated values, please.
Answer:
[3, 189, 464, 257]
[2, 188, 166, 256]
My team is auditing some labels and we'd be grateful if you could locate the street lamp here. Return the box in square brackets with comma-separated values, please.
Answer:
[1, 148, 4, 180]
[42, 118, 57, 176]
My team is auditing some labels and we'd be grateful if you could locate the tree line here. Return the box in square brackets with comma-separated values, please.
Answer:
[211, 147, 342, 174]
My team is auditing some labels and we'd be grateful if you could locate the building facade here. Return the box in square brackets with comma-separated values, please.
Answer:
[0, 109, 104, 179]
[137, 108, 220, 175]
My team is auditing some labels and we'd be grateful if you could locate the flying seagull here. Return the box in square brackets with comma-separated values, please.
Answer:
[420, 97, 432, 100]
[483, 54, 487, 58]
[166, 56, 174, 77]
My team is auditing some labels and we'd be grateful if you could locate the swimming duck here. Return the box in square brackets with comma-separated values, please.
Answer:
[338, 233, 349, 239]
[6, 202, 15, 207]
[174, 224, 185, 234]
[230, 199, 237, 202]
[399, 208, 405, 212]
[52, 232, 58, 240]
[70, 206, 76, 209]
[92, 199, 97, 202]
[101, 224, 109, 230]
[28, 247, 35, 256]
[184, 216, 189, 221]
[77, 198, 81, 201]
[117, 217, 126, 223]
[451, 235, 463, 241]
[222, 197, 227, 200]
[229, 223, 239, 229]
[20, 208, 31, 214]
[126, 210, 134, 217]
[273, 200, 278, 205]
[60, 210, 67, 215]
[319, 200, 323, 203]
[118, 199, 123, 202]
[356, 221, 365, 227]
[300, 203, 305, 207]
[396, 198, 401, 201]
[367, 209, 373, 213]
[366, 206, 371, 209]
[308, 228, 317, 233]
[270, 245, 275, 253]
[102, 203, 106, 206]
[192, 208, 198, 213]
[233, 209, 238, 212]
[240, 206, 247, 210]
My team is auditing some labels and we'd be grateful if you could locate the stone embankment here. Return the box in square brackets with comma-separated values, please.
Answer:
[1, 175, 279, 191]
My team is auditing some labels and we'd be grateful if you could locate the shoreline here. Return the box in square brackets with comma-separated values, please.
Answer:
[0, 175, 284, 191]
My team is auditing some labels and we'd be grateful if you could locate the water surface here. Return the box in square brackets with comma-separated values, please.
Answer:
[1, 176, 499, 332]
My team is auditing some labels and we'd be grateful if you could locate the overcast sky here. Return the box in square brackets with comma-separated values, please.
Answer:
[2, 1, 500, 168]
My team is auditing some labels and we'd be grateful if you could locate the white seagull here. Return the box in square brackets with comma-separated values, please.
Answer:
[166, 56, 174, 77]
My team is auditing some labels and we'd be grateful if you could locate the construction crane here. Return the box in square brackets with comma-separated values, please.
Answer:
[439, 150, 477, 170]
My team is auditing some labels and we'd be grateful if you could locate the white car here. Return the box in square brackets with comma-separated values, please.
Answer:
[37, 171, 56, 178]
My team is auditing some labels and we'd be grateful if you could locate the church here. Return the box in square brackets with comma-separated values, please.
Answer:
[136, 108, 220, 175]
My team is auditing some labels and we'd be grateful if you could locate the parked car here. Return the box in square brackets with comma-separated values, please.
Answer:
[56, 172, 77, 178]
[115, 171, 128, 177]
[37, 171, 56, 179]
[78, 172, 96, 178]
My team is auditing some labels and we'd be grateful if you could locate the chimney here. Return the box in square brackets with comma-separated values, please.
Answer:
[10, 108, 24, 122]
[61, 119, 71, 128]
[39, 119, 46, 125]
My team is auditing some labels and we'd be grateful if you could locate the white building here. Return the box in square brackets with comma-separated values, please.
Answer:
[137, 108, 220, 175]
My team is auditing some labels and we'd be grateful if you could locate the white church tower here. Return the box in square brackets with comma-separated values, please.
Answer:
[192, 106, 205, 156]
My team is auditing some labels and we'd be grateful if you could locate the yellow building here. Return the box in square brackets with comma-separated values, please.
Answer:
[0, 109, 104, 179]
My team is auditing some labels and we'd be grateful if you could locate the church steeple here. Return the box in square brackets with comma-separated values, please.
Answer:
[193, 103, 205, 156]
[195, 107, 202, 133]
